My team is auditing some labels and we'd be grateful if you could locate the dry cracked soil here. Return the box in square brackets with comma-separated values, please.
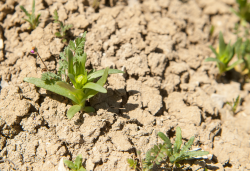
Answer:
[0, 0, 250, 170]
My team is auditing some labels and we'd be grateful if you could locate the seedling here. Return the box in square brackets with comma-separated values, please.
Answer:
[235, 38, 250, 77]
[231, 0, 250, 26]
[64, 154, 86, 171]
[20, 0, 41, 30]
[24, 32, 124, 119]
[226, 95, 241, 115]
[205, 32, 244, 75]
[127, 127, 209, 170]
[53, 10, 73, 43]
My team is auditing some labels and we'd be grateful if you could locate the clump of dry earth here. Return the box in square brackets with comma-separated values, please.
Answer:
[0, 0, 250, 170]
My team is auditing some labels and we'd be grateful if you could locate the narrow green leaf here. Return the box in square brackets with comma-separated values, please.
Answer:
[78, 167, 87, 171]
[173, 127, 182, 154]
[157, 132, 172, 149]
[32, 0, 35, 15]
[204, 57, 221, 63]
[55, 32, 62, 37]
[82, 82, 107, 93]
[68, 73, 76, 86]
[67, 105, 82, 119]
[209, 46, 218, 57]
[185, 150, 209, 158]
[87, 68, 124, 81]
[24, 77, 80, 104]
[180, 136, 195, 154]
[20, 6, 30, 17]
[63, 160, 76, 169]
[84, 106, 95, 113]
[79, 53, 87, 75]
[226, 59, 244, 71]
[74, 154, 83, 169]
[66, 48, 74, 75]
[219, 32, 226, 55]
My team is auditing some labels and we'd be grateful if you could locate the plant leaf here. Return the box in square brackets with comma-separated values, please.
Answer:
[66, 48, 74, 75]
[87, 69, 124, 81]
[173, 127, 182, 154]
[82, 82, 107, 93]
[23, 77, 80, 104]
[226, 59, 244, 71]
[74, 154, 83, 169]
[67, 105, 82, 120]
[20, 6, 30, 17]
[180, 136, 195, 154]
[84, 106, 95, 113]
[63, 160, 76, 170]
[185, 150, 209, 158]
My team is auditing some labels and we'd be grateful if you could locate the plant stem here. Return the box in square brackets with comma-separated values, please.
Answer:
[35, 51, 49, 71]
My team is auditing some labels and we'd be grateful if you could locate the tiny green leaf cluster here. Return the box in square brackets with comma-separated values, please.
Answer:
[20, 0, 41, 30]
[64, 154, 86, 171]
[205, 32, 244, 75]
[231, 0, 250, 26]
[24, 32, 124, 119]
[226, 95, 241, 115]
[127, 127, 209, 170]
[53, 10, 73, 43]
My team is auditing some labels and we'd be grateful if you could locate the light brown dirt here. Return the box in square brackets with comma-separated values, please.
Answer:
[0, 0, 250, 170]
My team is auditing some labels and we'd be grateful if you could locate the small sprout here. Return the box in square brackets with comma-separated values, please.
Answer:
[20, 0, 41, 30]
[235, 38, 250, 77]
[24, 32, 124, 119]
[226, 95, 241, 115]
[63, 154, 87, 171]
[92, 0, 101, 10]
[231, 0, 250, 27]
[209, 25, 215, 39]
[205, 32, 244, 76]
[127, 127, 209, 170]
[53, 10, 73, 43]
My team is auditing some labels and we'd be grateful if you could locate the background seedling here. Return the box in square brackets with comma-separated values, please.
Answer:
[127, 127, 209, 170]
[53, 10, 73, 43]
[226, 95, 241, 115]
[20, 0, 41, 30]
[24, 32, 124, 119]
[64, 154, 86, 171]
[205, 32, 244, 75]
[231, 0, 250, 26]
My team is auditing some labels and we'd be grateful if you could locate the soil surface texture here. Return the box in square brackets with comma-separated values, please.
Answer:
[0, 0, 250, 170]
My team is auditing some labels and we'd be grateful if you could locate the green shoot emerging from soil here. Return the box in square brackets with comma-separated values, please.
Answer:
[24, 32, 124, 119]
[20, 0, 41, 30]
[226, 95, 241, 115]
[64, 154, 86, 171]
[231, 0, 250, 26]
[53, 10, 73, 43]
[205, 32, 243, 75]
[127, 127, 209, 170]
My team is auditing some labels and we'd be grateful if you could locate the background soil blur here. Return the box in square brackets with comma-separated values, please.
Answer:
[0, 0, 250, 170]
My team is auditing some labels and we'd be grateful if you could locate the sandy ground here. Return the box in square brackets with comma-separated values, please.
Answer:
[0, 0, 250, 170]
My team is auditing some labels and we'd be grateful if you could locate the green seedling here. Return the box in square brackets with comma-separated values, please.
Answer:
[20, 0, 41, 30]
[53, 10, 73, 43]
[205, 32, 244, 75]
[64, 154, 86, 171]
[231, 0, 250, 27]
[226, 95, 241, 115]
[235, 38, 250, 77]
[24, 32, 124, 119]
[127, 127, 209, 170]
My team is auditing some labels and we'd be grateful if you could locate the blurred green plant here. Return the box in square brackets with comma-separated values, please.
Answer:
[20, 0, 41, 30]
[64, 154, 86, 171]
[24, 32, 124, 119]
[53, 9, 73, 43]
[226, 95, 241, 115]
[127, 127, 209, 170]
[231, 0, 250, 27]
[205, 32, 244, 75]
[235, 37, 250, 77]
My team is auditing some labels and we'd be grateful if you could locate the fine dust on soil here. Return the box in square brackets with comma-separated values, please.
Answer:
[0, 0, 250, 170]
